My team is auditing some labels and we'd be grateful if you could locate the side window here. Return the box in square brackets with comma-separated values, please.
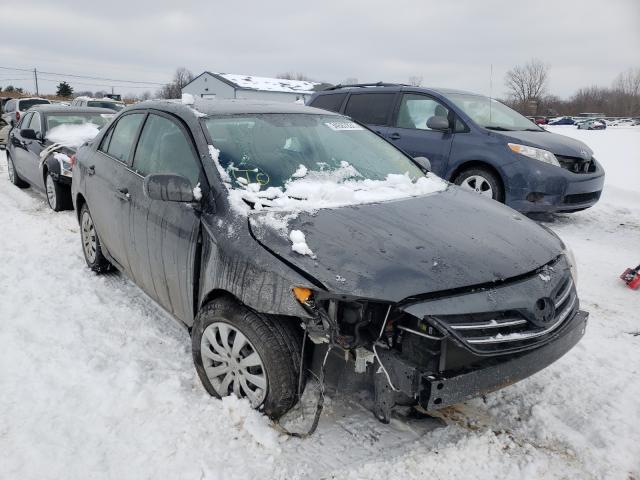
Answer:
[395, 94, 450, 131]
[344, 93, 395, 126]
[310, 93, 347, 113]
[103, 113, 145, 163]
[28, 113, 42, 136]
[132, 114, 200, 185]
[19, 113, 32, 129]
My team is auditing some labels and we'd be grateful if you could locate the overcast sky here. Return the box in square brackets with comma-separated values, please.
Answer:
[2, 0, 638, 98]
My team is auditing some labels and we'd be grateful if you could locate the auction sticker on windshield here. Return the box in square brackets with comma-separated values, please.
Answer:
[324, 121, 364, 131]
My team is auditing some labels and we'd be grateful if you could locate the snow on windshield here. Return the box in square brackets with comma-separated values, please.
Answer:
[46, 123, 101, 148]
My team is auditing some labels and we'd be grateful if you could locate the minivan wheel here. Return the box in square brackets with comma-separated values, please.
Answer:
[454, 167, 504, 202]
[79, 203, 112, 273]
[7, 154, 28, 188]
[192, 297, 301, 419]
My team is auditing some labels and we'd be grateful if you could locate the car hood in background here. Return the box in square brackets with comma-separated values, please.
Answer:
[500, 130, 594, 159]
[249, 188, 563, 302]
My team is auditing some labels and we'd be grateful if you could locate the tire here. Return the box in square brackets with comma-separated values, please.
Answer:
[79, 203, 112, 273]
[7, 154, 29, 188]
[45, 172, 71, 211]
[454, 166, 504, 202]
[192, 297, 302, 419]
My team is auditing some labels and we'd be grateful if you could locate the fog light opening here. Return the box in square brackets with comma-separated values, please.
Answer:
[527, 192, 546, 203]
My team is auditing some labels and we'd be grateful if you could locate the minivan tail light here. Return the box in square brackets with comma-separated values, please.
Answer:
[69, 154, 77, 168]
[15, 111, 20, 121]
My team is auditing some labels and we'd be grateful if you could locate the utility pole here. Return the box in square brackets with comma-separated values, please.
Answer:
[34, 68, 39, 96]
[111, 86, 114, 95]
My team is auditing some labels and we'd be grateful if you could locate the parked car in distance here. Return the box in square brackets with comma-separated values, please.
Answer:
[2, 97, 51, 127]
[577, 119, 606, 130]
[5, 105, 113, 210]
[309, 84, 605, 213]
[72, 99, 587, 423]
[70, 96, 125, 112]
[547, 116, 575, 125]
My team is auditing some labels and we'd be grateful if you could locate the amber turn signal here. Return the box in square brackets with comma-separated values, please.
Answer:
[292, 287, 313, 303]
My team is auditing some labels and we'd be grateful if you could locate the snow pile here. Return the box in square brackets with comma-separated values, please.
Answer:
[289, 230, 314, 257]
[181, 93, 195, 105]
[220, 396, 281, 451]
[46, 123, 100, 148]
[192, 183, 202, 201]
[291, 164, 308, 178]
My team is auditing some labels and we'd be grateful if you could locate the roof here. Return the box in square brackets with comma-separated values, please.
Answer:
[74, 96, 124, 103]
[314, 84, 479, 97]
[28, 105, 117, 115]
[186, 71, 321, 94]
[133, 99, 340, 116]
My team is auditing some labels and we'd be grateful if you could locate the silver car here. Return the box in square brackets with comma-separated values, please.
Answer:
[2, 97, 51, 127]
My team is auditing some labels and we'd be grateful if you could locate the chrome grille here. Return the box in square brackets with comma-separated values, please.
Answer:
[434, 276, 578, 354]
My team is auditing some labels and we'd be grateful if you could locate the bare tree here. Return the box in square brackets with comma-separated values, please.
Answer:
[277, 72, 313, 81]
[505, 59, 549, 113]
[408, 75, 423, 87]
[158, 67, 195, 99]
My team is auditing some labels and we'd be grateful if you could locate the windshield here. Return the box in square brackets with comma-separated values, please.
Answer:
[204, 114, 424, 189]
[447, 93, 541, 131]
[87, 101, 124, 111]
[19, 99, 50, 111]
[46, 113, 112, 131]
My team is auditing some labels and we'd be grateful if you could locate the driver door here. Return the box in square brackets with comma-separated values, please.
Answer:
[123, 112, 204, 323]
[385, 93, 455, 176]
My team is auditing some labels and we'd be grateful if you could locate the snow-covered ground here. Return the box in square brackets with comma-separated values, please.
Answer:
[1, 126, 639, 479]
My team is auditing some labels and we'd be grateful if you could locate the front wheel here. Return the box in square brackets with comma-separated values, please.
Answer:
[454, 167, 504, 202]
[45, 173, 71, 211]
[79, 203, 112, 273]
[192, 297, 301, 419]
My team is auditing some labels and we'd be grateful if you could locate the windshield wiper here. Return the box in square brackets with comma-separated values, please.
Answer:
[485, 126, 513, 131]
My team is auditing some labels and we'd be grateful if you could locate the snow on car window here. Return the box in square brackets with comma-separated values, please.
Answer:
[203, 113, 447, 215]
[46, 123, 101, 148]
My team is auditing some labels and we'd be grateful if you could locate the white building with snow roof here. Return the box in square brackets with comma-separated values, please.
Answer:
[181, 71, 323, 103]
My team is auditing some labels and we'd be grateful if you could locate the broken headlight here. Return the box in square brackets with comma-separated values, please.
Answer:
[563, 246, 578, 286]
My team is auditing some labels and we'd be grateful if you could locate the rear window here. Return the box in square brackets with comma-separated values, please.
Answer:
[310, 93, 347, 113]
[344, 93, 395, 126]
[18, 99, 50, 111]
[87, 101, 124, 111]
[46, 113, 112, 131]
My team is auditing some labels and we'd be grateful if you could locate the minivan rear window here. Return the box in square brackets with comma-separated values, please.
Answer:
[344, 93, 395, 126]
[310, 93, 347, 113]
[18, 99, 50, 111]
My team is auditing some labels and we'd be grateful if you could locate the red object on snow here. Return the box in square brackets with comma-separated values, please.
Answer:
[620, 265, 640, 289]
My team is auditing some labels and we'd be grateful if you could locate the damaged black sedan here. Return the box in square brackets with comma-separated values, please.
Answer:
[72, 99, 587, 424]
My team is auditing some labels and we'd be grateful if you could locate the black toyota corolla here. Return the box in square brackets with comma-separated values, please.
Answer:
[72, 99, 587, 424]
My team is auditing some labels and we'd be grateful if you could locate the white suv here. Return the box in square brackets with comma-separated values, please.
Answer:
[2, 97, 51, 127]
[70, 96, 125, 112]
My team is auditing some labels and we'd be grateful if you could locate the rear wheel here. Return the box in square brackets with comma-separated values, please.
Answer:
[454, 167, 504, 202]
[192, 297, 301, 419]
[79, 203, 112, 273]
[7, 154, 28, 188]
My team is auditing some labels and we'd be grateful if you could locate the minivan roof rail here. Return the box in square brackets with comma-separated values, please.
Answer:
[323, 82, 409, 91]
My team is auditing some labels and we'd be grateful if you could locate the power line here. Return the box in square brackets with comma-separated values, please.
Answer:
[0, 65, 165, 86]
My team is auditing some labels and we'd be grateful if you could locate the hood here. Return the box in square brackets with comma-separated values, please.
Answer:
[500, 130, 593, 159]
[248, 187, 563, 302]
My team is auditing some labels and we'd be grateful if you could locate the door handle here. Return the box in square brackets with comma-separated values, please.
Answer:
[390, 132, 401, 140]
[116, 187, 131, 201]
[87, 165, 95, 176]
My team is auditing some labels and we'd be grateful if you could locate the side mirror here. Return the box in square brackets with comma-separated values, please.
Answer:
[0, 144, 5, 150]
[20, 128, 38, 140]
[143, 173, 195, 202]
[413, 156, 432, 172]
[426, 116, 450, 131]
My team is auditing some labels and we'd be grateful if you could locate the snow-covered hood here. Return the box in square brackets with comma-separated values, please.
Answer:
[249, 187, 563, 301]
[499, 130, 594, 159]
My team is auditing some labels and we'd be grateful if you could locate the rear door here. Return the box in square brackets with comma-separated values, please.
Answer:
[85, 112, 146, 274]
[386, 93, 455, 176]
[343, 92, 397, 138]
[123, 111, 203, 323]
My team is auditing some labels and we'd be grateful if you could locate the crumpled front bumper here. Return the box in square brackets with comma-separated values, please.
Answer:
[418, 309, 588, 410]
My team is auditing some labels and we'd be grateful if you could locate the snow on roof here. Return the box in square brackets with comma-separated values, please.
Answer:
[213, 72, 320, 94]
